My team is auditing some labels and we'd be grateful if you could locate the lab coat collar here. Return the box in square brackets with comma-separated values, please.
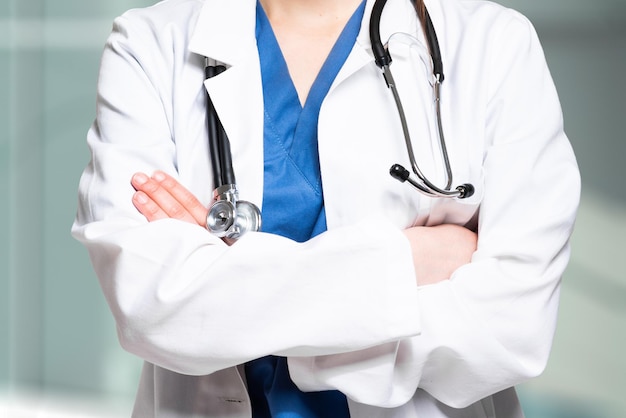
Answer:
[188, 0, 421, 73]
[360, 0, 425, 46]
[333, 0, 377, 86]
[189, 0, 423, 64]
[188, 0, 258, 65]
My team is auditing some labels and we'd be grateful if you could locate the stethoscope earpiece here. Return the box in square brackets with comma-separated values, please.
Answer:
[389, 164, 411, 182]
[456, 184, 475, 199]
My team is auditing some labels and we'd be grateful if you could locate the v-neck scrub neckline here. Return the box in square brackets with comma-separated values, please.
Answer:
[255, 0, 365, 243]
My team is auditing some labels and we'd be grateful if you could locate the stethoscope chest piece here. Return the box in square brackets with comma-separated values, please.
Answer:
[206, 184, 262, 240]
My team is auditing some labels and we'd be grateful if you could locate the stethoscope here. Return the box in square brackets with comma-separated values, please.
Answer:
[204, 0, 474, 239]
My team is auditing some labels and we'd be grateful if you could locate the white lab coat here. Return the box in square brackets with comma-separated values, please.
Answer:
[71, 0, 580, 416]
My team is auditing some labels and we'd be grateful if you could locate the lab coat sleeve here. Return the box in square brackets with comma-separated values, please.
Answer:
[71, 12, 421, 376]
[287, 11, 580, 408]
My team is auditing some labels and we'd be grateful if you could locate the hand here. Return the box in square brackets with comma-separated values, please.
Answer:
[131, 171, 208, 227]
[403, 224, 477, 286]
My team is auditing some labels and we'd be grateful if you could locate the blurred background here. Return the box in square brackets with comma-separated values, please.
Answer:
[1, 0, 624, 416]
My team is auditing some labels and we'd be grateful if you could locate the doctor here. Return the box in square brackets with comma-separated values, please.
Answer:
[72, 0, 580, 416]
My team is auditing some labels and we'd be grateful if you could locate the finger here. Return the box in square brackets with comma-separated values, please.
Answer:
[152, 170, 208, 226]
[131, 172, 198, 224]
[132, 190, 170, 222]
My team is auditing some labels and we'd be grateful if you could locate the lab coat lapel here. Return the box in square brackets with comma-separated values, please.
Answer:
[329, 1, 376, 90]
[188, 0, 257, 66]
[188, 0, 265, 208]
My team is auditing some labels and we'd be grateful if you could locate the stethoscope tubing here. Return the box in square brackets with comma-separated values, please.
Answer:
[205, 58, 236, 186]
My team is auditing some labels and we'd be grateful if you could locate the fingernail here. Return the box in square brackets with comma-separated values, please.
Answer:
[152, 171, 166, 181]
[132, 173, 148, 185]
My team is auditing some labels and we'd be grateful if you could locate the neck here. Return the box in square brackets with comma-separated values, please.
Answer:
[257, 0, 363, 105]
[259, 0, 363, 24]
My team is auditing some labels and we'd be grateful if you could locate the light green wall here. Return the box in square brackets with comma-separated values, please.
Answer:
[0, 4, 9, 386]
[2, 0, 625, 416]
[3, 0, 154, 399]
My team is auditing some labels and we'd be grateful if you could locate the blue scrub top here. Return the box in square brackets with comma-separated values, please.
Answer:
[244, 1, 366, 417]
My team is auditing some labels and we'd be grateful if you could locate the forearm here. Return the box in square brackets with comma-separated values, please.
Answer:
[403, 224, 477, 286]
[73, 207, 420, 375]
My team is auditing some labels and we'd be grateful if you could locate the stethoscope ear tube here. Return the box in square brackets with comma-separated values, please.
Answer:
[423, 8, 444, 82]
[370, 0, 443, 82]
[369, 0, 391, 68]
